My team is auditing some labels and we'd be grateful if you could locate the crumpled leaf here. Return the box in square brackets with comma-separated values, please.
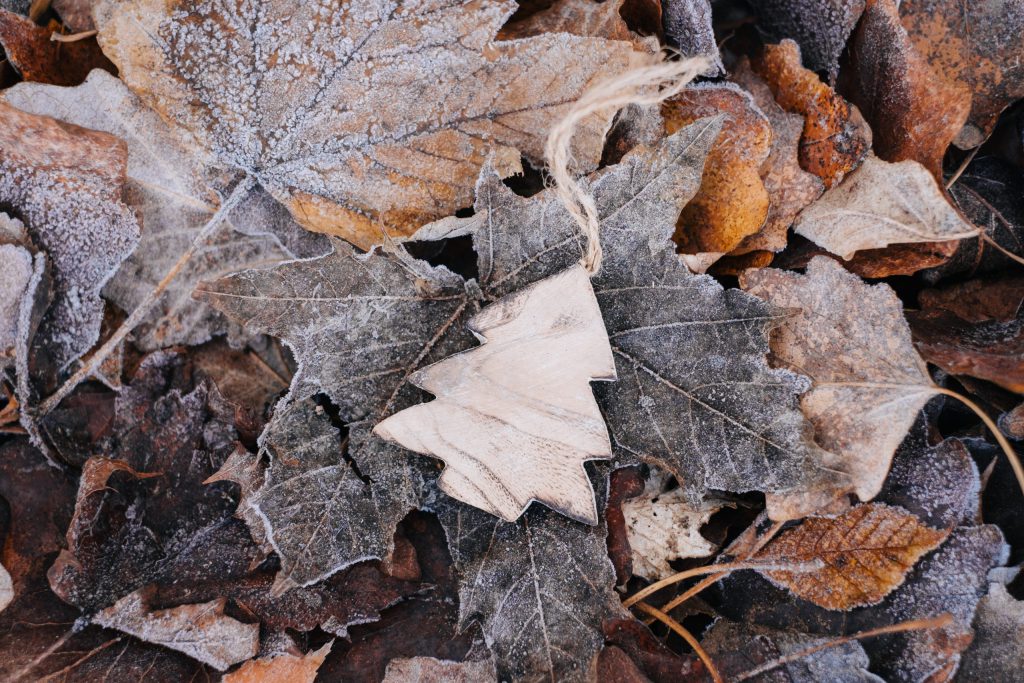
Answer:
[750, 0, 865, 81]
[753, 40, 871, 189]
[223, 641, 333, 683]
[201, 120, 830, 511]
[622, 467, 722, 581]
[0, 9, 113, 86]
[758, 503, 948, 610]
[908, 308, 1024, 393]
[900, 0, 1024, 148]
[47, 351, 258, 610]
[383, 656, 498, 683]
[838, 0, 971, 181]
[741, 257, 937, 503]
[661, 0, 723, 75]
[94, 0, 644, 248]
[499, 0, 633, 42]
[0, 101, 140, 368]
[703, 619, 883, 682]
[93, 590, 259, 671]
[956, 582, 1024, 681]
[2, 70, 331, 350]
[792, 155, 977, 260]
[436, 499, 627, 683]
[664, 83, 772, 255]
[730, 59, 824, 256]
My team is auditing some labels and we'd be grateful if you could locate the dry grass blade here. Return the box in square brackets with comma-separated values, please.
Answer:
[732, 614, 954, 681]
[633, 601, 724, 683]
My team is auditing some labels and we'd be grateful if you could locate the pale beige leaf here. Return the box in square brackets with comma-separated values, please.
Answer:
[94, 591, 259, 671]
[793, 155, 977, 259]
[759, 503, 948, 610]
[622, 468, 722, 581]
[222, 641, 333, 683]
[0, 562, 11, 613]
[383, 656, 498, 683]
[0, 214, 35, 364]
[94, 0, 643, 248]
[375, 265, 616, 524]
[741, 257, 936, 502]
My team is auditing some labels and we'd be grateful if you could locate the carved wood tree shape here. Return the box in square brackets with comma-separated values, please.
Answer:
[374, 265, 616, 524]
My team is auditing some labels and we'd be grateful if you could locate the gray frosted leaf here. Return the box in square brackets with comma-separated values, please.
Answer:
[2, 71, 330, 350]
[877, 437, 980, 530]
[197, 240, 473, 422]
[94, 0, 643, 248]
[0, 102, 139, 368]
[251, 399, 395, 591]
[956, 583, 1024, 682]
[703, 619, 883, 682]
[435, 499, 627, 683]
[751, 0, 866, 81]
[662, 0, 724, 76]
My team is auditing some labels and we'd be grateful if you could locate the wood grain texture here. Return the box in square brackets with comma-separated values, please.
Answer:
[374, 265, 616, 524]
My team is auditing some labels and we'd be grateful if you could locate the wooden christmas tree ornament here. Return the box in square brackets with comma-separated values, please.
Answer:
[374, 58, 709, 524]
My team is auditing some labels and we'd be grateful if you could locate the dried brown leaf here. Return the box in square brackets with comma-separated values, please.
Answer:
[0, 9, 112, 86]
[792, 155, 977, 260]
[94, 590, 259, 671]
[900, 0, 1024, 148]
[741, 257, 937, 503]
[758, 503, 948, 610]
[223, 641, 333, 683]
[838, 0, 971, 180]
[94, 0, 644, 248]
[753, 40, 871, 189]
[53, 0, 94, 31]
[499, 0, 633, 41]
[665, 83, 771, 254]
[0, 101, 140, 368]
[730, 59, 824, 255]
[918, 277, 1024, 324]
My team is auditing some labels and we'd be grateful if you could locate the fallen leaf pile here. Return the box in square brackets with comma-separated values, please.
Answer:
[1, 0, 1023, 681]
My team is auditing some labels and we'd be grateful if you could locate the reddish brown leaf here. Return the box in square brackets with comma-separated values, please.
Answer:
[0, 10, 113, 86]
[918, 276, 1024, 324]
[753, 39, 871, 188]
[839, 0, 971, 180]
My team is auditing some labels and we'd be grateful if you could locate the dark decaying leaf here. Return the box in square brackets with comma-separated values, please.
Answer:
[93, 0, 643, 247]
[955, 582, 1024, 682]
[703, 619, 883, 682]
[918, 276, 1024, 324]
[602, 617, 706, 682]
[0, 9, 114, 86]
[0, 101, 140, 369]
[750, 0, 865, 81]
[660, 0, 723, 75]
[435, 497, 628, 683]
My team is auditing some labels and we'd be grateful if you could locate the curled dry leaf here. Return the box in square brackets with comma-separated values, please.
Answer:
[956, 583, 1024, 681]
[0, 101, 139, 368]
[2, 71, 331, 350]
[222, 641, 333, 683]
[900, 0, 1024, 148]
[750, 0, 865, 81]
[907, 309, 1024, 393]
[838, 0, 970, 181]
[664, 83, 772, 255]
[753, 39, 871, 188]
[94, 0, 644, 247]
[792, 155, 977, 260]
[94, 590, 259, 671]
[741, 257, 937, 503]
[758, 503, 948, 610]
[382, 656, 498, 683]
[0, 9, 113, 86]
[661, 0, 723, 75]
[730, 59, 824, 256]
[622, 468, 722, 581]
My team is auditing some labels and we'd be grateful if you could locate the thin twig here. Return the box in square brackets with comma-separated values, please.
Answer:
[623, 555, 820, 609]
[975, 229, 1024, 266]
[733, 614, 954, 681]
[633, 602, 724, 683]
[655, 520, 786, 617]
[36, 176, 255, 416]
[50, 30, 98, 43]
[945, 146, 980, 190]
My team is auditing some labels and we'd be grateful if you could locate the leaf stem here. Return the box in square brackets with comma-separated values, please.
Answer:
[36, 176, 256, 417]
[733, 613, 953, 681]
[633, 601, 724, 683]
